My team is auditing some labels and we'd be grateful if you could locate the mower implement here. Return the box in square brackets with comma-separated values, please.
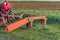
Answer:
[0, 11, 47, 32]
[5, 15, 47, 32]
[6, 18, 29, 32]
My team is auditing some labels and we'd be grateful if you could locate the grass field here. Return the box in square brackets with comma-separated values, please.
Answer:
[0, 10, 60, 40]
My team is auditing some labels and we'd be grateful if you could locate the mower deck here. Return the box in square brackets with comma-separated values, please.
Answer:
[6, 18, 29, 32]
[5, 15, 47, 32]
[0, 12, 47, 32]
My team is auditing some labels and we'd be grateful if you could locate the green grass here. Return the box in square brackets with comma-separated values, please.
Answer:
[0, 10, 60, 40]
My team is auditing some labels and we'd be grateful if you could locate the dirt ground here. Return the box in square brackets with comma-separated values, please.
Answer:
[11, 1, 60, 10]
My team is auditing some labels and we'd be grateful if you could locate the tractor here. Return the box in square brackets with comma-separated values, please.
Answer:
[0, 0, 47, 32]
